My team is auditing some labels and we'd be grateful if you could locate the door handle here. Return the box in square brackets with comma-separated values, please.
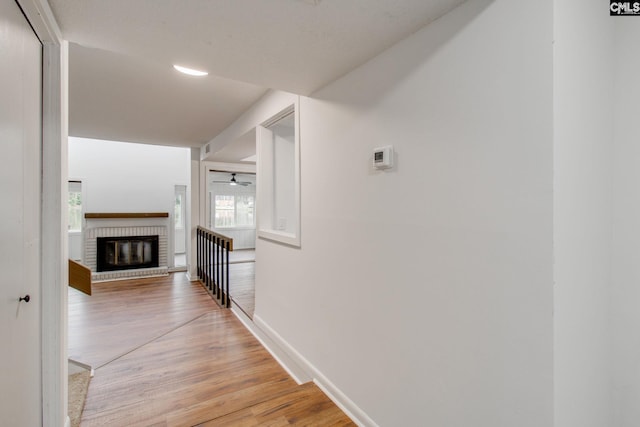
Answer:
[18, 295, 30, 303]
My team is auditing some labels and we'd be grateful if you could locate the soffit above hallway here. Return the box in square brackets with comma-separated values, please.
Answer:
[67, 43, 267, 147]
[49, 0, 466, 148]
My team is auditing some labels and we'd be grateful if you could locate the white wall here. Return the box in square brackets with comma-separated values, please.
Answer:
[203, 91, 298, 161]
[68, 231, 82, 260]
[255, 1, 554, 425]
[273, 132, 295, 233]
[553, 1, 615, 426]
[611, 18, 640, 427]
[68, 137, 190, 266]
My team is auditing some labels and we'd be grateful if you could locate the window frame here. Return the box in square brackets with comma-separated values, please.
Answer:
[256, 101, 301, 247]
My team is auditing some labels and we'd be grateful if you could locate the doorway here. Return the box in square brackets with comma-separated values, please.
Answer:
[207, 170, 256, 317]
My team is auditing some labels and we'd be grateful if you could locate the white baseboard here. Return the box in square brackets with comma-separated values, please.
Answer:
[231, 305, 311, 384]
[311, 367, 379, 427]
[68, 358, 91, 375]
[250, 314, 379, 427]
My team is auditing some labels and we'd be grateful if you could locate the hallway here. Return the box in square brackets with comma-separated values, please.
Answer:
[69, 273, 353, 426]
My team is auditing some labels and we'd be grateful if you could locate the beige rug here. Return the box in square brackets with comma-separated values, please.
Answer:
[68, 370, 91, 427]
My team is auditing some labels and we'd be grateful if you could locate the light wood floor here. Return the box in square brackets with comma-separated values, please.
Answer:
[228, 249, 255, 318]
[69, 273, 354, 426]
[229, 262, 255, 318]
[228, 249, 255, 264]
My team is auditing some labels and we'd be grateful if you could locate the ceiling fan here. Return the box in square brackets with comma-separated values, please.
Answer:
[212, 173, 252, 186]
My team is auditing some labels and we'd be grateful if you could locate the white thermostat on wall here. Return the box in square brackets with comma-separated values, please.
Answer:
[373, 145, 394, 170]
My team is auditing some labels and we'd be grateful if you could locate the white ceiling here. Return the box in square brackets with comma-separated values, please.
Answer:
[49, 0, 466, 150]
[68, 43, 267, 147]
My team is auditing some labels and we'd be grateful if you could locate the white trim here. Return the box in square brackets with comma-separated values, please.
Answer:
[200, 162, 208, 228]
[311, 371, 378, 427]
[232, 309, 311, 384]
[256, 99, 301, 247]
[256, 229, 300, 248]
[18, 1, 67, 424]
[251, 314, 378, 427]
[68, 358, 92, 372]
[17, 0, 63, 43]
[188, 148, 200, 279]
[40, 39, 69, 427]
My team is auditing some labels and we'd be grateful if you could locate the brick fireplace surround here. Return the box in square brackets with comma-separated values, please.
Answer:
[84, 213, 169, 282]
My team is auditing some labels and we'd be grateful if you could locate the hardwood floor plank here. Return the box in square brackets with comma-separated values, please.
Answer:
[69, 273, 218, 368]
[72, 273, 353, 426]
[164, 378, 300, 426]
[198, 383, 354, 426]
[229, 262, 255, 318]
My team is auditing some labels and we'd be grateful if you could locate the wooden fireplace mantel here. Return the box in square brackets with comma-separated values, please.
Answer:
[84, 212, 169, 219]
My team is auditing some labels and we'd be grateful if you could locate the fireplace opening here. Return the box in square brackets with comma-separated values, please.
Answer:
[96, 235, 159, 272]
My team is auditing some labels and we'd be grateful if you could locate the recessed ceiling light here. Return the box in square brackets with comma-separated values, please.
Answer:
[173, 65, 208, 77]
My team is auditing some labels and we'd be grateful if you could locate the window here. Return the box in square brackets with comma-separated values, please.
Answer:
[68, 181, 82, 232]
[236, 195, 255, 227]
[174, 193, 184, 228]
[214, 194, 255, 228]
[215, 195, 235, 228]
